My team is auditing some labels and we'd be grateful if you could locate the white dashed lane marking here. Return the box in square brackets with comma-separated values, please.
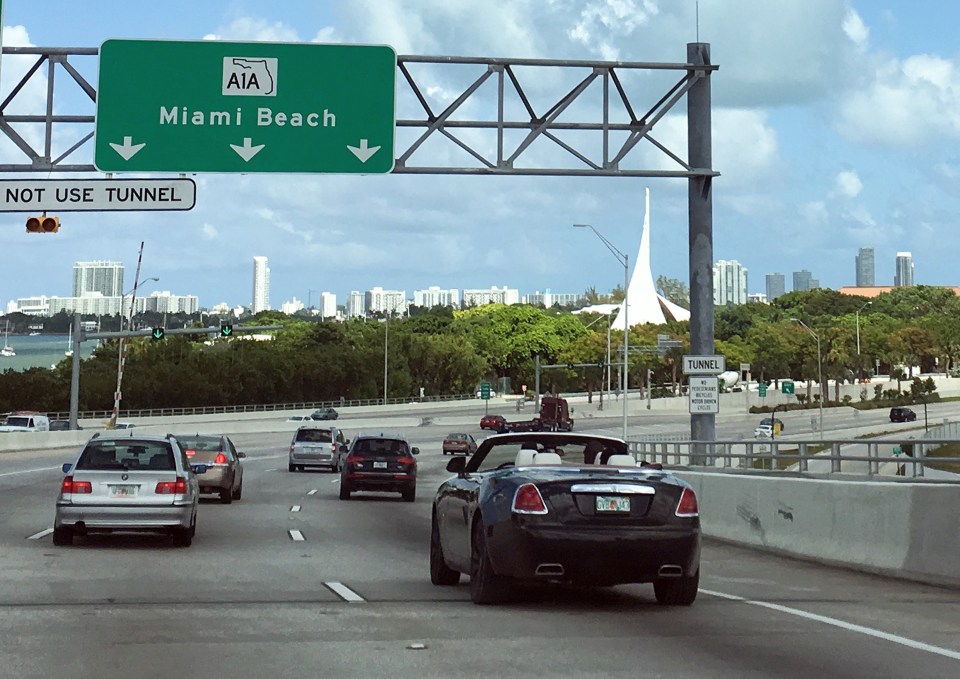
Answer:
[703, 589, 960, 661]
[26, 528, 53, 540]
[306, 489, 317, 495]
[290, 505, 301, 512]
[325, 582, 365, 602]
[288, 530, 305, 541]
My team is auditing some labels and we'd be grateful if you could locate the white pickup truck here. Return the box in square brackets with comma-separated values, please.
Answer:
[0, 412, 51, 432]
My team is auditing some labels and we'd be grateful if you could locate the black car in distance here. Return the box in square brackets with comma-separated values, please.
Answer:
[339, 433, 418, 502]
[889, 406, 917, 422]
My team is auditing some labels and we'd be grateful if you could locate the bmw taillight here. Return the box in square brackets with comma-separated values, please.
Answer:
[214, 452, 227, 465]
[675, 487, 699, 517]
[512, 483, 548, 515]
[61, 476, 92, 494]
[156, 477, 187, 494]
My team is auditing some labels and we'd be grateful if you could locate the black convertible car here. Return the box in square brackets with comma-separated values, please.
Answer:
[430, 432, 701, 605]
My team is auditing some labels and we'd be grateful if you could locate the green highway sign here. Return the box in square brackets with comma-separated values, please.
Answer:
[758, 384, 767, 397]
[220, 323, 233, 337]
[152, 327, 165, 341]
[782, 381, 795, 395]
[94, 39, 397, 174]
[480, 382, 491, 400]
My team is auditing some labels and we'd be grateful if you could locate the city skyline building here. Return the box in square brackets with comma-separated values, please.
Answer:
[462, 286, 520, 307]
[793, 269, 814, 292]
[713, 259, 748, 306]
[894, 252, 914, 287]
[320, 292, 337, 319]
[73, 261, 123, 298]
[856, 247, 875, 286]
[252, 256, 270, 313]
[347, 291, 365, 318]
[413, 286, 460, 308]
[366, 287, 407, 315]
[765, 273, 785, 301]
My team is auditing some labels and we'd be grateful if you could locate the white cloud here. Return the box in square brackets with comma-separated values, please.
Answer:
[834, 170, 862, 198]
[842, 8, 869, 50]
[201, 223, 219, 240]
[203, 17, 301, 42]
[837, 54, 960, 146]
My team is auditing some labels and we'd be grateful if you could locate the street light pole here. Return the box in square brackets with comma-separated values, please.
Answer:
[855, 300, 872, 380]
[383, 312, 389, 406]
[574, 224, 629, 440]
[792, 318, 823, 439]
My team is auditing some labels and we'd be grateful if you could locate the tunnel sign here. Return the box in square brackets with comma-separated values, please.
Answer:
[0, 179, 196, 211]
[94, 39, 397, 174]
[682, 355, 726, 375]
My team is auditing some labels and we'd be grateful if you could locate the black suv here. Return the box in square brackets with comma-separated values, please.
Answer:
[339, 433, 419, 502]
[889, 407, 917, 422]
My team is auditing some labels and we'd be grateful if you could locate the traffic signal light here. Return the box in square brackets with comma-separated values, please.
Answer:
[596, 361, 604, 369]
[220, 322, 233, 337]
[151, 327, 165, 340]
[26, 215, 60, 233]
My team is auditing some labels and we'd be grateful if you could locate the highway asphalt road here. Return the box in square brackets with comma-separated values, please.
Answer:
[1, 419, 958, 678]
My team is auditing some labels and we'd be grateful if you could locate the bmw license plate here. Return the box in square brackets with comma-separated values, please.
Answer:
[110, 485, 138, 498]
[596, 495, 630, 513]
[373, 461, 387, 469]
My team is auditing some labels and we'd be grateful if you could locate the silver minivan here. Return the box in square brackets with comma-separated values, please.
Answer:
[54, 433, 205, 547]
[289, 425, 347, 472]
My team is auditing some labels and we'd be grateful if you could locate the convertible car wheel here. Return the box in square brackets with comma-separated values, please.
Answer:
[430, 516, 460, 586]
[653, 568, 699, 606]
[470, 521, 509, 604]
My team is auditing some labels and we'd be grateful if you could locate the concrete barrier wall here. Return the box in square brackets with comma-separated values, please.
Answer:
[677, 471, 960, 588]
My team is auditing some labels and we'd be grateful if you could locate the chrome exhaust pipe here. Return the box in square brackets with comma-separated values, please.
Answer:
[657, 565, 683, 577]
[535, 563, 565, 577]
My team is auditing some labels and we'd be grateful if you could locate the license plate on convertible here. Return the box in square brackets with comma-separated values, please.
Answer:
[596, 495, 630, 513]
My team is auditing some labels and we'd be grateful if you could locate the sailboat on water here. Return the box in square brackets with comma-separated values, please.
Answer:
[1, 323, 15, 358]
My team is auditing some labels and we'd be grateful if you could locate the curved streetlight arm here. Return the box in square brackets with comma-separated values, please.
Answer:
[573, 224, 628, 265]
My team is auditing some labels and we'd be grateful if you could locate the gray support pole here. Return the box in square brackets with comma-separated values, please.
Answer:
[535, 353, 541, 412]
[69, 312, 81, 430]
[687, 42, 715, 464]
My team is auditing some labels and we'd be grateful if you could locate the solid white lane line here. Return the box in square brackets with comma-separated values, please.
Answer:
[288, 529, 305, 541]
[290, 505, 301, 512]
[0, 466, 59, 478]
[26, 528, 53, 540]
[264, 468, 278, 472]
[325, 582, 365, 603]
[306, 489, 318, 495]
[702, 589, 960, 661]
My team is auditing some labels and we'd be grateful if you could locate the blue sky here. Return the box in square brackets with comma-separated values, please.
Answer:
[2, 1, 959, 310]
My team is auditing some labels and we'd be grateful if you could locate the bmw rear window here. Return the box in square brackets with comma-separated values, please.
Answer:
[296, 429, 333, 443]
[76, 441, 176, 471]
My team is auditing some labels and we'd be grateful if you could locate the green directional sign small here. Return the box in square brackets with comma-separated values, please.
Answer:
[95, 39, 397, 174]
[596, 361, 604, 369]
[152, 327, 165, 341]
[782, 381, 795, 395]
[567, 363, 575, 370]
[480, 381, 491, 400]
[220, 323, 233, 337]
[758, 384, 767, 397]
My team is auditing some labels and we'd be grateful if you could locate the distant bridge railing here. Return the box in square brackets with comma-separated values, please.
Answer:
[627, 437, 960, 481]
[45, 392, 477, 421]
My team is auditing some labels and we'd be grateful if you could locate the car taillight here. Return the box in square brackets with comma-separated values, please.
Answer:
[396, 457, 415, 466]
[214, 452, 227, 465]
[156, 477, 188, 494]
[61, 476, 91, 494]
[675, 487, 699, 517]
[512, 483, 548, 515]
[185, 449, 196, 457]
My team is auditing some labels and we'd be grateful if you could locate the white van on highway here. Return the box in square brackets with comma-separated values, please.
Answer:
[0, 411, 51, 432]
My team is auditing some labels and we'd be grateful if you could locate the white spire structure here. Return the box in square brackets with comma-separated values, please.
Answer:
[611, 188, 691, 330]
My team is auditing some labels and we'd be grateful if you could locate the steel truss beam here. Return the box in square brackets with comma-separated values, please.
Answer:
[0, 47, 717, 177]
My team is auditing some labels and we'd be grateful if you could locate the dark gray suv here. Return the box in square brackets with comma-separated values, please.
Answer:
[339, 433, 419, 502]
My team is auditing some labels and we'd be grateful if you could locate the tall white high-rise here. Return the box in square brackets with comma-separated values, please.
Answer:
[252, 256, 270, 313]
[894, 252, 914, 287]
[320, 292, 337, 319]
[414, 286, 459, 308]
[366, 287, 407, 315]
[713, 260, 748, 305]
[73, 261, 124, 297]
[347, 291, 365, 318]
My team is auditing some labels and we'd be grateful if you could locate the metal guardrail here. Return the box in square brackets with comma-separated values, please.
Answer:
[626, 437, 960, 480]
[45, 393, 478, 421]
